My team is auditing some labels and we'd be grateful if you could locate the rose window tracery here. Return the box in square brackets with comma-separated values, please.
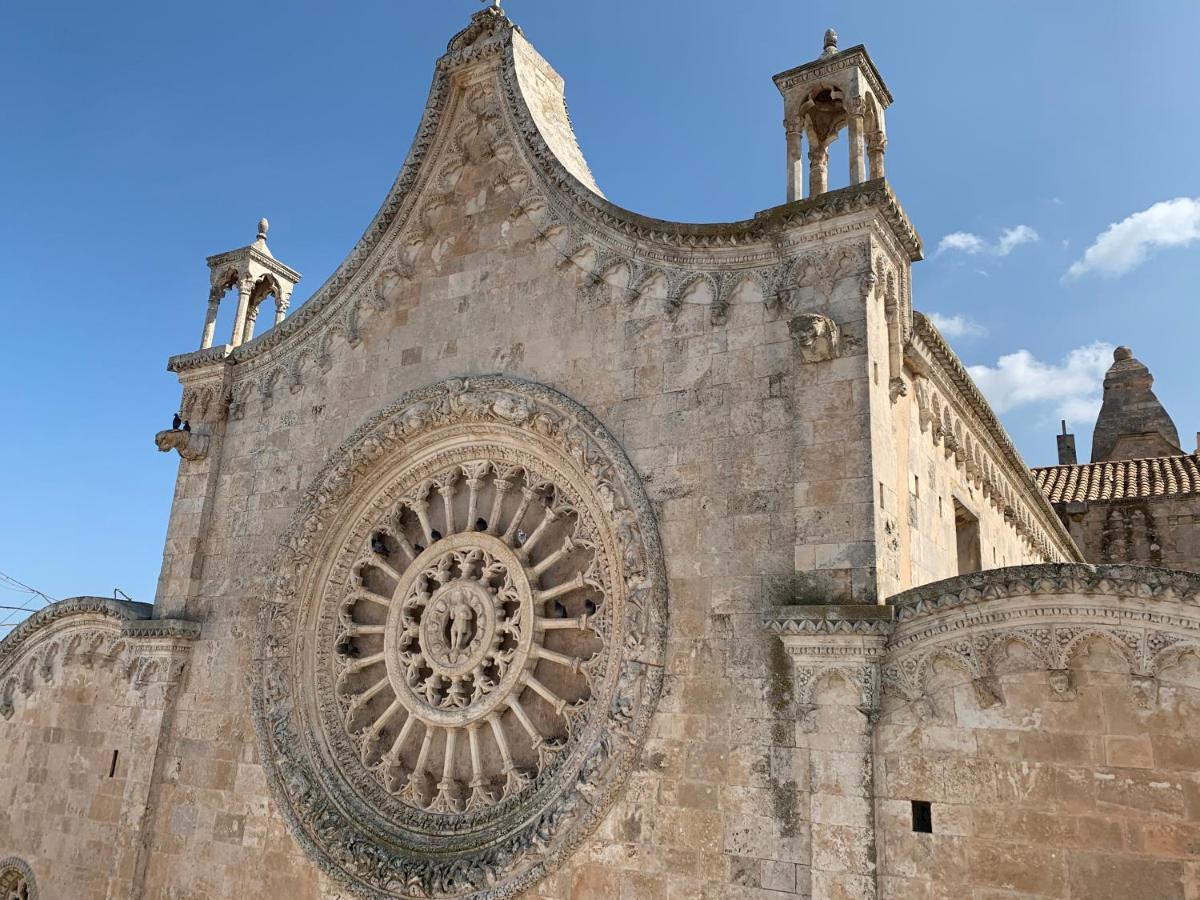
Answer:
[256, 377, 666, 899]
[334, 463, 605, 812]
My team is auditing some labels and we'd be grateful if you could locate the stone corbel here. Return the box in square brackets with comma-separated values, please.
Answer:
[155, 429, 210, 462]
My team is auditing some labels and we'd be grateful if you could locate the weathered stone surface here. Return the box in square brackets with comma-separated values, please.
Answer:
[4, 8, 1195, 900]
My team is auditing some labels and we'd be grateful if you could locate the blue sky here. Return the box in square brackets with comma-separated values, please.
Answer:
[1, 1, 1197, 630]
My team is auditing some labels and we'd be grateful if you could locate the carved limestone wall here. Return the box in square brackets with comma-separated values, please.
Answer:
[768, 564, 1200, 899]
[0, 599, 198, 899]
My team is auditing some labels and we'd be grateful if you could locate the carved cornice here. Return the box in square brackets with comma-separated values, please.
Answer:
[908, 312, 1080, 562]
[773, 44, 894, 106]
[888, 563, 1200, 622]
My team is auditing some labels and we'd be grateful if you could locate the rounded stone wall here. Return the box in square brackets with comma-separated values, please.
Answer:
[877, 565, 1200, 899]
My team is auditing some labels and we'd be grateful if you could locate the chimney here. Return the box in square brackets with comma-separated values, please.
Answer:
[1057, 420, 1078, 466]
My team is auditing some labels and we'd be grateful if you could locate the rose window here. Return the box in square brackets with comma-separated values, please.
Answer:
[256, 377, 666, 899]
[334, 462, 603, 812]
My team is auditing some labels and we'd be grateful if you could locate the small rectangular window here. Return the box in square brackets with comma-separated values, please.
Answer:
[879, 481, 886, 510]
[873, 362, 879, 385]
[913, 475, 920, 498]
[109, 750, 119, 778]
[912, 800, 933, 833]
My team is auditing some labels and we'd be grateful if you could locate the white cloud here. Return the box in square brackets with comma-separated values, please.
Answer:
[937, 224, 1040, 257]
[927, 312, 986, 338]
[1066, 197, 1200, 279]
[967, 342, 1114, 425]
[938, 232, 986, 255]
[996, 224, 1039, 255]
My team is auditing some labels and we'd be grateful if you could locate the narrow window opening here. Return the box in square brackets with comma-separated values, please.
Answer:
[912, 800, 933, 833]
[873, 362, 879, 385]
[938, 496, 943, 517]
[993, 547, 997, 565]
[879, 481, 886, 510]
[954, 499, 982, 575]
[108, 750, 119, 778]
[913, 475, 920, 498]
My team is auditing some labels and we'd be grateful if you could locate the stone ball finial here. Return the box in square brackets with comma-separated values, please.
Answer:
[257, 217, 270, 241]
[1114, 346, 1133, 361]
[823, 28, 838, 57]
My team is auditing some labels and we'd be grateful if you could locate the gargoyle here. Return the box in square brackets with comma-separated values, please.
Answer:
[155, 429, 210, 462]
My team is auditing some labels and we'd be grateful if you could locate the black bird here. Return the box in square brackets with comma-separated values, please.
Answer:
[370, 534, 389, 557]
[430, 529, 443, 542]
[182, 420, 191, 433]
[172, 412, 181, 430]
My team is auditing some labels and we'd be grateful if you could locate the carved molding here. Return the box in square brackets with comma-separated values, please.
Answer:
[253, 375, 667, 899]
[0, 598, 200, 721]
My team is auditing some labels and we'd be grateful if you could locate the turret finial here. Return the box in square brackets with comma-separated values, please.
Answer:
[478, 0, 501, 9]
[257, 218, 269, 242]
[822, 28, 838, 58]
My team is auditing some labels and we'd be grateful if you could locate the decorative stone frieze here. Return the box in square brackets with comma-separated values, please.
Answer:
[253, 375, 666, 899]
[0, 597, 200, 720]
[883, 564, 1200, 710]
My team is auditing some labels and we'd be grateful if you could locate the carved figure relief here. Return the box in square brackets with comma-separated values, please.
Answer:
[255, 376, 666, 899]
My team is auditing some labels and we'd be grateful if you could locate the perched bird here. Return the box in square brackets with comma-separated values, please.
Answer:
[182, 421, 191, 433]
[430, 529, 443, 542]
[370, 534, 389, 557]
[172, 412, 182, 430]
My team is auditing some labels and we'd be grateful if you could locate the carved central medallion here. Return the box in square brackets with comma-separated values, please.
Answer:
[254, 377, 667, 899]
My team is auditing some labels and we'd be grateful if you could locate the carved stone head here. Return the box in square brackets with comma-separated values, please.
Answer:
[789, 312, 843, 363]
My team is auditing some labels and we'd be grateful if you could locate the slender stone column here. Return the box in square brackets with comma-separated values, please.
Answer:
[787, 128, 805, 202]
[274, 291, 291, 326]
[230, 278, 253, 347]
[847, 112, 867, 184]
[808, 143, 829, 197]
[867, 133, 887, 180]
[199, 295, 220, 350]
[243, 305, 259, 343]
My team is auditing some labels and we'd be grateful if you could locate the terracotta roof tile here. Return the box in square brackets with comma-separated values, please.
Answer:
[1032, 454, 1200, 503]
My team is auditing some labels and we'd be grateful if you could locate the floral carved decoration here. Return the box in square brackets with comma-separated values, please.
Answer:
[253, 376, 667, 899]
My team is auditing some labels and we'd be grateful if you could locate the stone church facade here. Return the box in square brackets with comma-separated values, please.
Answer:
[4, 9, 1200, 899]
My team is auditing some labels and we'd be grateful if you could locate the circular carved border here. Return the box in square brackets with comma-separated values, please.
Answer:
[0, 857, 37, 900]
[253, 376, 667, 899]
